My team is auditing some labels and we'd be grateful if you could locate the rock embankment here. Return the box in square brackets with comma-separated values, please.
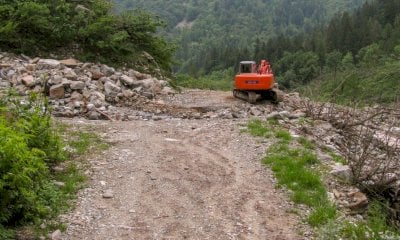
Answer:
[0, 53, 174, 120]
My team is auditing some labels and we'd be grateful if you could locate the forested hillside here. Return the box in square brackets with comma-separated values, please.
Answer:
[0, 0, 174, 72]
[265, 0, 400, 104]
[114, 0, 365, 75]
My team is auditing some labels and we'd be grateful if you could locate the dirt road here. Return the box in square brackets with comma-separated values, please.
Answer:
[62, 90, 303, 240]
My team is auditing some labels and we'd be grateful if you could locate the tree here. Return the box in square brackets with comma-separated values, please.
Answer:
[326, 51, 343, 76]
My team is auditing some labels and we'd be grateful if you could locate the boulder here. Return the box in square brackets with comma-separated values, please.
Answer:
[140, 78, 155, 90]
[101, 65, 115, 76]
[37, 59, 60, 68]
[104, 81, 121, 97]
[161, 86, 175, 95]
[70, 81, 85, 90]
[21, 75, 36, 87]
[122, 89, 134, 98]
[49, 75, 63, 85]
[346, 191, 369, 213]
[64, 69, 77, 80]
[60, 58, 80, 68]
[120, 75, 139, 87]
[90, 90, 105, 100]
[330, 164, 353, 182]
[49, 84, 65, 99]
[70, 91, 83, 101]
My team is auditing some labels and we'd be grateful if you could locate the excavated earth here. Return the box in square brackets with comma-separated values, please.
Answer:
[60, 90, 309, 240]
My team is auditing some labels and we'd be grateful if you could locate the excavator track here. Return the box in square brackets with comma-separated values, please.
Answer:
[233, 88, 283, 104]
[233, 90, 261, 104]
[269, 88, 284, 103]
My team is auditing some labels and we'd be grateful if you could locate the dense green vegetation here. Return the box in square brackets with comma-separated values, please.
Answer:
[264, 0, 400, 104]
[0, 0, 175, 72]
[114, 0, 365, 75]
[0, 91, 107, 239]
[247, 119, 400, 239]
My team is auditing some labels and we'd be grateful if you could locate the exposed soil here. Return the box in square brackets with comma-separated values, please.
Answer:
[61, 90, 307, 240]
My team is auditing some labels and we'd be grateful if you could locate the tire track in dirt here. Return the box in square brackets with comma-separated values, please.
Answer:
[63, 117, 302, 240]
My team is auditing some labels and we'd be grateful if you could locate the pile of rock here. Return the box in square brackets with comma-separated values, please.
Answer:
[0, 53, 175, 120]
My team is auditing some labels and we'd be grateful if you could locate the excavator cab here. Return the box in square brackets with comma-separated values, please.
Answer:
[233, 59, 283, 104]
[239, 61, 257, 74]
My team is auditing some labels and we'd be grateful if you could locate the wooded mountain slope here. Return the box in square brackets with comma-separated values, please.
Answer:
[114, 0, 365, 74]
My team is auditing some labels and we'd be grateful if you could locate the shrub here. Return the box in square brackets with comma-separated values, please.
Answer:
[0, 92, 65, 230]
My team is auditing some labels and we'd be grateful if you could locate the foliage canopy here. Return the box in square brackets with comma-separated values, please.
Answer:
[0, 0, 175, 72]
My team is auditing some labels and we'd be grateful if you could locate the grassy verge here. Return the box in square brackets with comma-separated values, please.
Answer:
[248, 119, 336, 227]
[246, 118, 400, 238]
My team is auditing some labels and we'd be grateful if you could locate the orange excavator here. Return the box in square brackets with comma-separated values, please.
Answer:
[233, 60, 283, 103]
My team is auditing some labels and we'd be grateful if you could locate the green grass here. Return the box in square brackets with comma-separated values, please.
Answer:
[246, 118, 400, 237]
[247, 119, 273, 137]
[172, 69, 234, 91]
[264, 144, 334, 226]
[67, 131, 109, 156]
[275, 129, 292, 142]
[247, 119, 335, 227]
[318, 201, 400, 240]
[297, 136, 316, 150]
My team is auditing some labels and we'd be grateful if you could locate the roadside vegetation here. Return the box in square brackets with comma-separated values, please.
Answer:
[0, 91, 108, 239]
[0, 0, 175, 73]
[246, 118, 400, 239]
[170, 68, 234, 91]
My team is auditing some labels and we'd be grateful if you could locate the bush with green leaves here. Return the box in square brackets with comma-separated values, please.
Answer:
[0, 0, 175, 72]
[0, 92, 65, 232]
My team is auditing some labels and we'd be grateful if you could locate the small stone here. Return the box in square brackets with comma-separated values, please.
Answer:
[52, 166, 64, 172]
[102, 189, 114, 198]
[50, 229, 62, 240]
[87, 110, 101, 120]
[53, 181, 65, 187]
[91, 71, 104, 80]
[40, 223, 46, 229]
[30, 57, 40, 64]
[332, 189, 341, 199]
[266, 111, 282, 120]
